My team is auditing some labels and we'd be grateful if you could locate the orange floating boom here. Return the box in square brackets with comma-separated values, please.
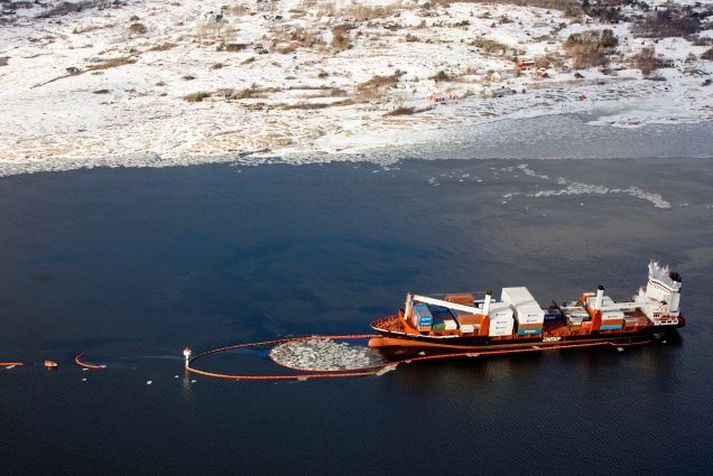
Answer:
[74, 353, 106, 370]
[184, 335, 653, 382]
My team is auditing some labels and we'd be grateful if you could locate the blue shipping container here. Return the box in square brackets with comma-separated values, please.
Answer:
[600, 324, 622, 330]
[413, 303, 433, 326]
[544, 311, 562, 321]
[517, 328, 542, 335]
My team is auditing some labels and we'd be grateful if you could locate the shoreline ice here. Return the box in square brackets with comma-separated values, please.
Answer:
[1, 0, 712, 177]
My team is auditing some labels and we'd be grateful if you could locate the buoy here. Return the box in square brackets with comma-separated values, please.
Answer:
[44, 360, 59, 369]
[146, 380, 153, 385]
[183, 346, 192, 368]
[617, 347, 624, 352]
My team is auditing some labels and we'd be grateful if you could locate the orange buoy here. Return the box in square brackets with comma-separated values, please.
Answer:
[44, 360, 59, 369]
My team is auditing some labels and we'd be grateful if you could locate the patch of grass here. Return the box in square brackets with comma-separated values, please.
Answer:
[634, 6, 701, 38]
[331, 25, 352, 51]
[270, 27, 325, 53]
[211, 63, 224, 70]
[128, 23, 148, 36]
[147, 42, 177, 52]
[36, 1, 101, 19]
[183, 92, 211, 102]
[433, 0, 582, 17]
[701, 48, 713, 61]
[219, 43, 249, 52]
[213, 86, 278, 100]
[471, 37, 509, 56]
[356, 70, 405, 102]
[182, 75, 196, 81]
[279, 98, 355, 110]
[431, 70, 451, 82]
[343, 2, 402, 21]
[89, 57, 136, 71]
[72, 23, 113, 34]
[629, 47, 661, 75]
[564, 29, 618, 69]
[384, 106, 418, 116]
[535, 52, 566, 69]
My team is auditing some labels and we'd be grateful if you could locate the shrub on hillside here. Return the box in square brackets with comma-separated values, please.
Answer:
[128, 23, 147, 35]
[633, 7, 701, 38]
[564, 29, 618, 69]
[331, 25, 352, 50]
[630, 48, 661, 75]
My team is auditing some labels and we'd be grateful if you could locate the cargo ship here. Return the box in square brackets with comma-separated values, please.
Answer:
[368, 261, 684, 350]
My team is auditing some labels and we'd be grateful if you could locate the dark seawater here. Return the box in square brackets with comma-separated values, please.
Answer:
[1, 157, 713, 475]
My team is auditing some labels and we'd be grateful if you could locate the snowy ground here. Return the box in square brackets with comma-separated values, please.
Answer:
[1, 0, 711, 176]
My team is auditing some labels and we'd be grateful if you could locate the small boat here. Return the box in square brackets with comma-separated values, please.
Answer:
[44, 360, 59, 369]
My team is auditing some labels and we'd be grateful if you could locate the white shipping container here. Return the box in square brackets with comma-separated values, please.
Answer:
[460, 324, 476, 334]
[501, 287, 539, 308]
[602, 310, 625, 320]
[488, 302, 514, 337]
[517, 310, 545, 325]
[501, 287, 544, 325]
[443, 319, 457, 331]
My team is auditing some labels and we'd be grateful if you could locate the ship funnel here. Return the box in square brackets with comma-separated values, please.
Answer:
[483, 290, 492, 315]
[594, 285, 604, 310]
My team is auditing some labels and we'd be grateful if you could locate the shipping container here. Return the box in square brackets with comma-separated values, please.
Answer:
[599, 324, 623, 330]
[452, 311, 485, 326]
[544, 309, 562, 321]
[445, 293, 475, 306]
[412, 303, 433, 328]
[501, 287, 545, 325]
[428, 305, 454, 321]
[487, 302, 514, 337]
[602, 310, 625, 320]
[432, 320, 446, 332]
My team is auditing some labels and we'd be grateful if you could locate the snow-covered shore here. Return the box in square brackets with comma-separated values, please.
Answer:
[1, 0, 711, 176]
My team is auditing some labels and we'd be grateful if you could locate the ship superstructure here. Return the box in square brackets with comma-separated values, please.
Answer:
[369, 261, 684, 349]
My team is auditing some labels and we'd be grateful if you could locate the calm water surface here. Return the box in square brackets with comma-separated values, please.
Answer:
[1, 156, 712, 475]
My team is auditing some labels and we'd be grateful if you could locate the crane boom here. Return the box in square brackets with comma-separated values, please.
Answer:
[411, 294, 483, 315]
